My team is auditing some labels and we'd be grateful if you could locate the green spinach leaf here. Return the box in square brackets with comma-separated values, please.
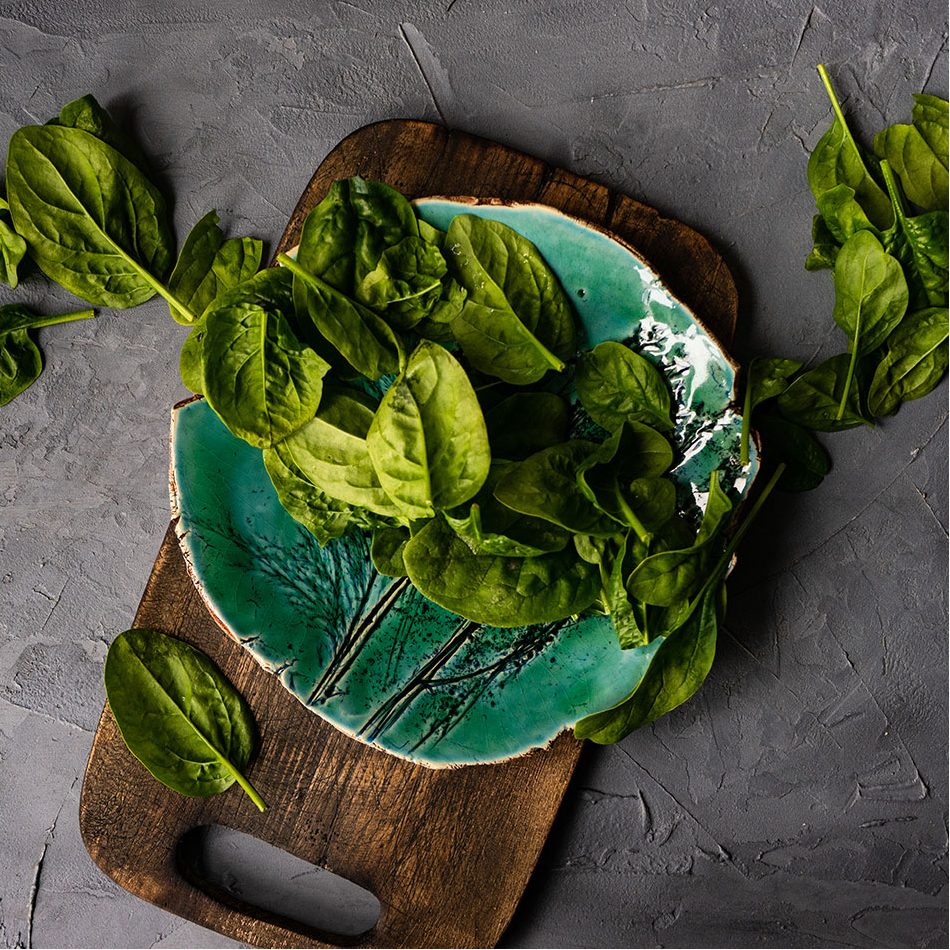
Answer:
[777, 353, 868, 431]
[575, 340, 674, 432]
[912, 94, 949, 170]
[367, 341, 490, 518]
[874, 121, 948, 212]
[831, 229, 908, 418]
[805, 214, 841, 271]
[808, 65, 893, 231]
[0, 197, 27, 288]
[484, 392, 570, 460]
[280, 385, 404, 518]
[755, 413, 831, 492]
[5, 124, 179, 311]
[493, 440, 618, 537]
[868, 306, 949, 416]
[371, 525, 412, 577]
[739, 356, 804, 464]
[446, 214, 576, 384]
[403, 515, 599, 627]
[202, 268, 328, 447]
[1, 305, 95, 406]
[166, 211, 262, 325]
[104, 628, 266, 811]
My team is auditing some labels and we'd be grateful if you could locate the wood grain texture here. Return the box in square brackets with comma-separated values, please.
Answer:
[79, 119, 738, 949]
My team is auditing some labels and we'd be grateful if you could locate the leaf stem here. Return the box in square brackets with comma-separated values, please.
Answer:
[111, 244, 199, 323]
[879, 159, 906, 223]
[27, 308, 95, 330]
[616, 492, 652, 546]
[740, 360, 754, 466]
[836, 337, 860, 421]
[226, 764, 268, 812]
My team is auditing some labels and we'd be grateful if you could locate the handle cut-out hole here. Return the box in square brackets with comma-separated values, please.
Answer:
[177, 825, 380, 942]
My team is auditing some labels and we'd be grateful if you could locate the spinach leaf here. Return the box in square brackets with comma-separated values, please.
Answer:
[0, 198, 27, 288]
[493, 440, 618, 537]
[602, 532, 649, 650]
[879, 160, 948, 308]
[280, 385, 404, 518]
[403, 515, 599, 627]
[808, 65, 893, 231]
[912, 94, 949, 171]
[777, 353, 868, 431]
[805, 214, 840, 271]
[868, 306, 949, 416]
[831, 229, 908, 418]
[816, 184, 880, 243]
[576, 422, 676, 542]
[50, 93, 150, 172]
[575, 341, 674, 432]
[263, 439, 379, 544]
[279, 254, 403, 380]
[444, 461, 571, 557]
[179, 316, 207, 394]
[446, 214, 576, 384]
[484, 392, 570, 460]
[357, 235, 446, 328]
[202, 268, 328, 447]
[367, 340, 491, 518]
[292, 181, 356, 293]
[104, 628, 266, 811]
[739, 357, 804, 464]
[625, 472, 732, 606]
[371, 525, 411, 577]
[874, 121, 948, 212]
[166, 211, 262, 325]
[755, 413, 831, 492]
[5, 124, 179, 311]
[1, 305, 95, 406]
[574, 583, 720, 743]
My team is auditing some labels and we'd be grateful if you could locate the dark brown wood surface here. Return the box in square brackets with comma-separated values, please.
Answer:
[79, 119, 738, 949]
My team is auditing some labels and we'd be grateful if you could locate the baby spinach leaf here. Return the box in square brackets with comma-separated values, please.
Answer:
[777, 353, 868, 431]
[816, 184, 880, 243]
[403, 515, 599, 627]
[281, 385, 403, 518]
[874, 122, 948, 212]
[5, 124, 178, 311]
[104, 628, 266, 811]
[0, 198, 27, 288]
[494, 440, 618, 537]
[179, 316, 207, 394]
[1, 305, 95, 406]
[575, 341, 674, 432]
[446, 214, 576, 384]
[832, 229, 908, 418]
[166, 211, 263, 325]
[755, 413, 831, 492]
[444, 461, 571, 557]
[576, 422, 676, 542]
[371, 525, 411, 577]
[293, 181, 357, 293]
[357, 235, 446, 328]
[602, 532, 648, 650]
[625, 472, 731, 607]
[868, 306, 949, 416]
[879, 160, 948, 308]
[805, 214, 840, 271]
[280, 254, 403, 380]
[50, 93, 150, 172]
[263, 440, 379, 544]
[574, 583, 719, 743]
[912, 94, 949, 170]
[739, 356, 804, 464]
[202, 268, 328, 447]
[484, 392, 570, 460]
[808, 65, 893, 232]
[367, 341, 490, 518]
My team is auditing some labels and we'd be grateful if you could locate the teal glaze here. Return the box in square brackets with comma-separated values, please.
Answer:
[172, 200, 757, 766]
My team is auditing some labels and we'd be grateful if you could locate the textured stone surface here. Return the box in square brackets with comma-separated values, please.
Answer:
[0, 1, 947, 947]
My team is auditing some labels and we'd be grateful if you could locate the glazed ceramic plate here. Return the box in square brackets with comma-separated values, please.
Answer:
[170, 199, 757, 767]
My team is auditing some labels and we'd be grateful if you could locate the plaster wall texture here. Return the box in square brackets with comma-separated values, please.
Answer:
[0, 1, 947, 947]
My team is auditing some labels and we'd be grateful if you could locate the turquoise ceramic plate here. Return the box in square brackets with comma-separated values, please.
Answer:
[171, 199, 757, 767]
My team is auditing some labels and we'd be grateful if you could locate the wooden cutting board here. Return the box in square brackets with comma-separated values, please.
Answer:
[79, 119, 738, 949]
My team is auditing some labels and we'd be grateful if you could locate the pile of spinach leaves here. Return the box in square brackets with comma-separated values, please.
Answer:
[1, 76, 946, 766]
[741, 66, 948, 482]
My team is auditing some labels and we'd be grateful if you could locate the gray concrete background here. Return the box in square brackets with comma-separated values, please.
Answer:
[0, 0, 947, 947]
